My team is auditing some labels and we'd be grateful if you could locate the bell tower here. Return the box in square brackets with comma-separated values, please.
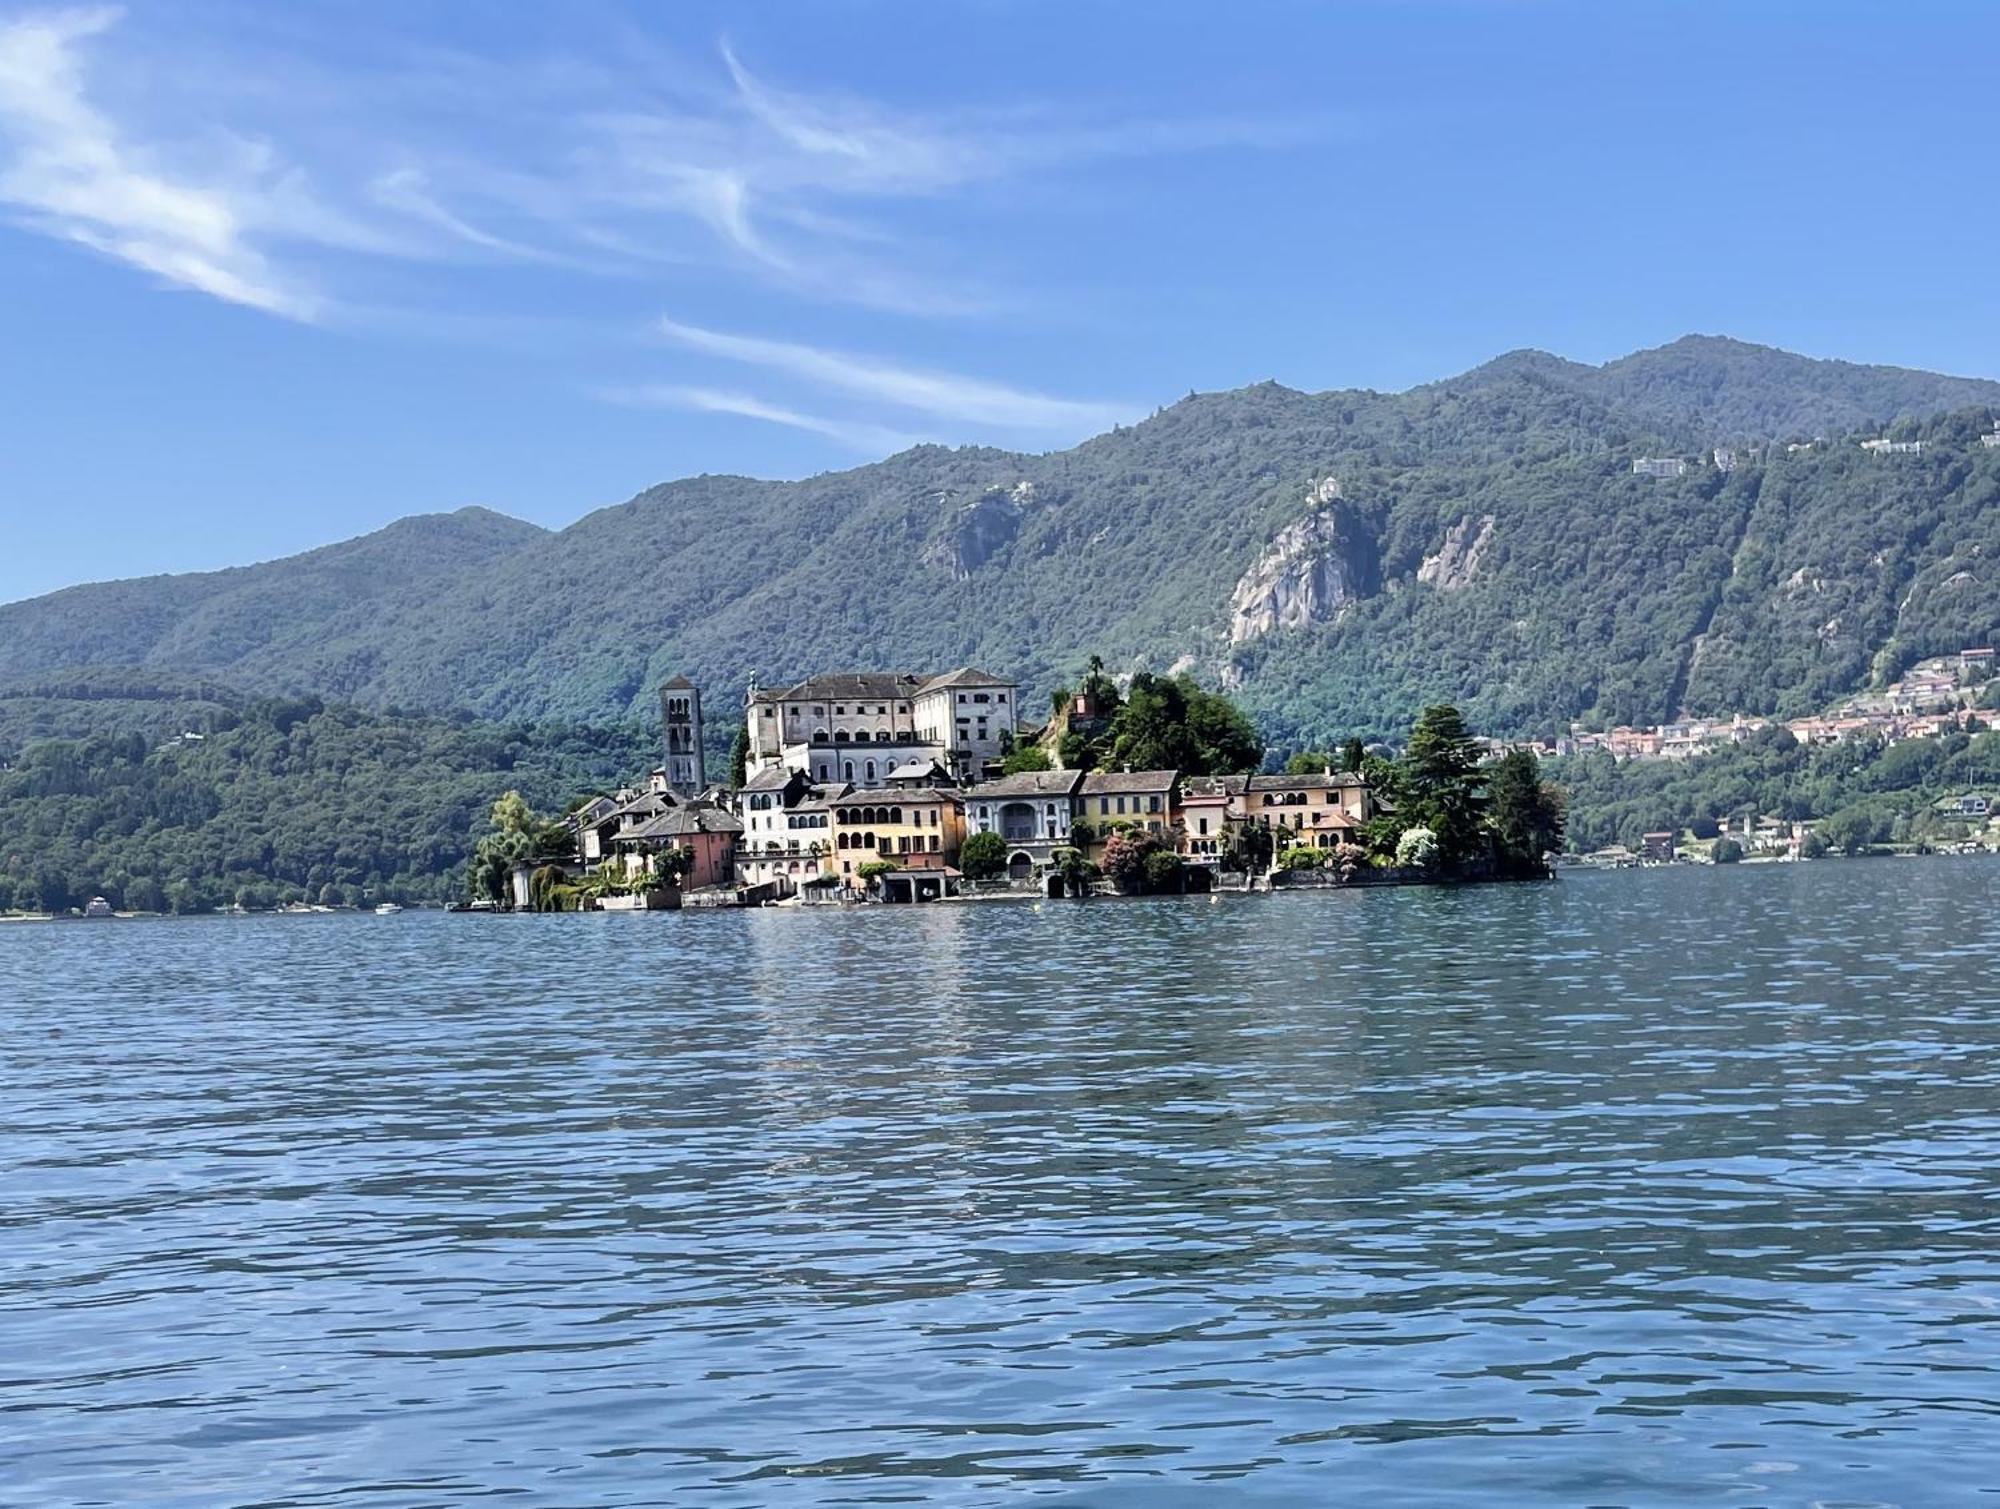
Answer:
[658, 676, 706, 796]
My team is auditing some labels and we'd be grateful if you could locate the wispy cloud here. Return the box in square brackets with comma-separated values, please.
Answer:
[608, 383, 927, 454]
[658, 316, 1133, 433]
[0, 3, 1321, 467]
[0, 6, 317, 317]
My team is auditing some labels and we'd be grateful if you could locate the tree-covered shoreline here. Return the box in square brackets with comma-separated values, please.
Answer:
[5, 666, 1996, 915]
[0, 692, 653, 914]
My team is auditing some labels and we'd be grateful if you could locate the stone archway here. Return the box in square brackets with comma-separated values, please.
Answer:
[1007, 851, 1033, 881]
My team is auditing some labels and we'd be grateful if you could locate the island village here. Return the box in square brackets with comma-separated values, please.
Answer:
[515, 667, 1381, 908]
[482, 638, 1999, 910]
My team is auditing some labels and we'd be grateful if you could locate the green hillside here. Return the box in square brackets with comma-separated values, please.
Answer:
[3, 336, 1997, 749]
[0, 688, 653, 912]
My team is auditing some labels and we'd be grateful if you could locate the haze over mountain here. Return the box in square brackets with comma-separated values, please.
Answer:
[6, 336, 1998, 748]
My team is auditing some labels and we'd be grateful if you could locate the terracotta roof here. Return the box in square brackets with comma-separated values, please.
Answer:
[657, 674, 696, 691]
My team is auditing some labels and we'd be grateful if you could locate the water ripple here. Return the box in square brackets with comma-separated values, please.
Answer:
[2, 860, 1998, 1505]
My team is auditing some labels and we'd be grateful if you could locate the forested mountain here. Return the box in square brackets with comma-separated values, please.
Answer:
[5, 336, 1998, 750]
[0, 690, 653, 912]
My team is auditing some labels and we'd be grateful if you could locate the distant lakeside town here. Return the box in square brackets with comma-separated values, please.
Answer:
[463, 661, 1563, 913]
[1520, 648, 1996, 765]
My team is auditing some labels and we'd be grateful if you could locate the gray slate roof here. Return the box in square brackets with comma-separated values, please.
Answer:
[915, 666, 1013, 695]
[830, 787, 962, 808]
[738, 765, 800, 793]
[754, 672, 925, 704]
[966, 769, 1085, 800]
[1245, 772, 1368, 792]
[1079, 769, 1179, 795]
[623, 804, 742, 840]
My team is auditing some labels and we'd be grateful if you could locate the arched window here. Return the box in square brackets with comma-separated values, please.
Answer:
[865, 760, 877, 782]
[834, 729, 850, 743]
[875, 731, 891, 742]
[813, 729, 828, 744]
[844, 762, 854, 780]
[890, 807, 903, 825]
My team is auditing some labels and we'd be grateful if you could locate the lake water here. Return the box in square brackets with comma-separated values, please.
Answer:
[4, 861, 1998, 1507]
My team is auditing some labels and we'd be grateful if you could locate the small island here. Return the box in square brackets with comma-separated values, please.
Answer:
[469, 660, 1566, 911]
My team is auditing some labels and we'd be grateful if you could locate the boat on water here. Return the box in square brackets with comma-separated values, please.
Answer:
[82, 897, 116, 918]
[374, 902, 404, 915]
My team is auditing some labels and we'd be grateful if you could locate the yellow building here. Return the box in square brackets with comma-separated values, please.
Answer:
[828, 783, 966, 884]
[1232, 772, 1371, 849]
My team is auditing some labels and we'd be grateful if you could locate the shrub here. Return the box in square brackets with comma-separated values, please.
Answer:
[960, 830, 1008, 880]
[1278, 844, 1324, 870]
[1395, 826, 1439, 870]
[1142, 850, 1184, 892]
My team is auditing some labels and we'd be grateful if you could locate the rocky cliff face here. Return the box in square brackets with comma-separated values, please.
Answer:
[1416, 513, 1494, 592]
[926, 482, 1034, 580]
[1228, 479, 1381, 644]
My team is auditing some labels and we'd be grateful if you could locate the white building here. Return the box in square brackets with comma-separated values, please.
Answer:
[964, 769, 1085, 879]
[733, 765, 838, 893]
[744, 667, 1019, 785]
[1632, 457, 1688, 478]
[910, 668, 1019, 779]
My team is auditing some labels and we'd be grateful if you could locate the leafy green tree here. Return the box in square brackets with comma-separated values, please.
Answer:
[1141, 849, 1185, 893]
[729, 724, 750, 787]
[1711, 836, 1744, 863]
[1401, 705, 1488, 870]
[1488, 749, 1565, 877]
[650, 846, 695, 887]
[1340, 737, 1367, 773]
[1104, 672, 1262, 775]
[960, 830, 1008, 880]
[1050, 845, 1095, 897]
[1285, 750, 1334, 775]
[1230, 822, 1275, 875]
[1817, 805, 1881, 855]
[1000, 744, 1053, 775]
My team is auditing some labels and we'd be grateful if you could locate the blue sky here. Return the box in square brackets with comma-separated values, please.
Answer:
[3, 1, 1998, 604]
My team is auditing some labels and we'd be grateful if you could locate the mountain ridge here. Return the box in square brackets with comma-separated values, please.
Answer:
[4, 336, 1997, 746]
